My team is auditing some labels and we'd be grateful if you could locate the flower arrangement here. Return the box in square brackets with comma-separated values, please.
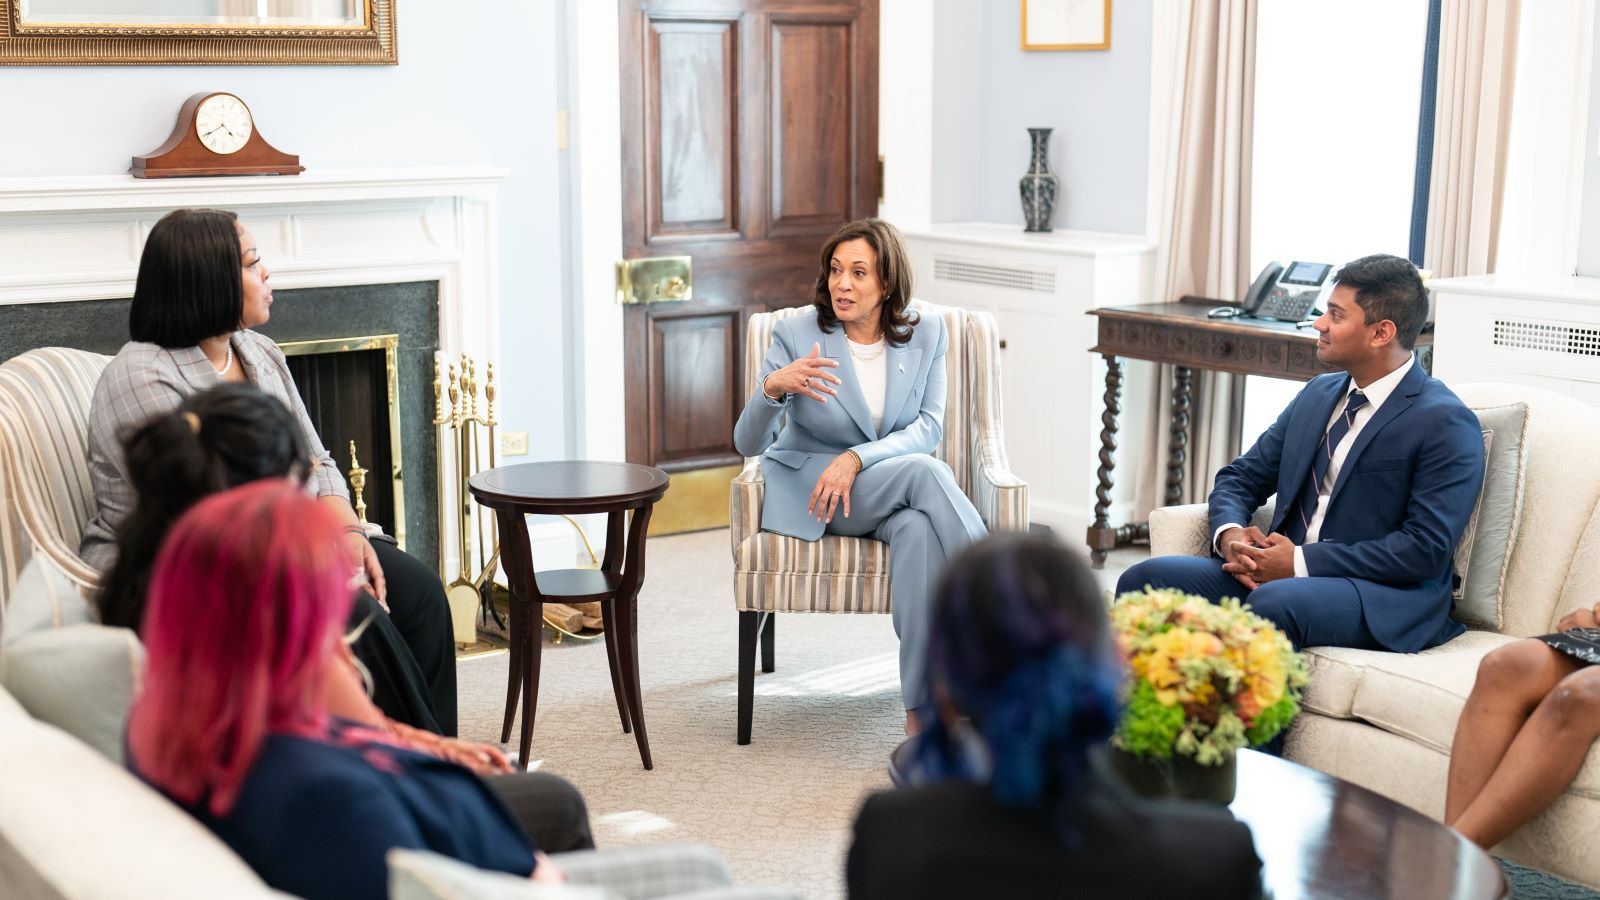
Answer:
[1110, 587, 1309, 766]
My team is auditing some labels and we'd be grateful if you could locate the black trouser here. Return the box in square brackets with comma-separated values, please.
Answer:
[345, 537, 458, 736]
[486, 771, 596, 853]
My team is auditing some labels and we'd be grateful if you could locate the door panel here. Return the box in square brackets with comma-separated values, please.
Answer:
[649, 18, 739, 236]
[651, 307, 740, 465]
[769, 20, 853, 233]
[621, 0, 878, 531]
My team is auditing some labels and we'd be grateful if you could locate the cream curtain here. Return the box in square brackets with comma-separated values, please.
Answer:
[1425, 0, 1521, 278]
[1135, 0, 1258, 515]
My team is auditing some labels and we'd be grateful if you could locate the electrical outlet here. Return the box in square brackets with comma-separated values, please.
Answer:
[500, 431, 529, 456]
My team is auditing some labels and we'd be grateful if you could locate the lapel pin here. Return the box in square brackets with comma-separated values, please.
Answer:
[898, 363, 905, 372]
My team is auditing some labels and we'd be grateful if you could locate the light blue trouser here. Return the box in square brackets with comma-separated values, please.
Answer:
[823, 454, 988, 710]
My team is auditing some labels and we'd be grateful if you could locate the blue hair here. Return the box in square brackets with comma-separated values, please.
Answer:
[908, 533, 1124, 829]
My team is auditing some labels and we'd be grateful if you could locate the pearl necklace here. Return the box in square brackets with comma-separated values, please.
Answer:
[847, 337, 885, 361]
[214, 342, 235, 377]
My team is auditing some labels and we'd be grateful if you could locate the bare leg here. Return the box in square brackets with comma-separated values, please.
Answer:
[1445, 640, 1579, 824]
[1452, 664, 1600, 849]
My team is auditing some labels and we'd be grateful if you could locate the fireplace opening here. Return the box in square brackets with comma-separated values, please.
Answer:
[280, 334, 404, 549]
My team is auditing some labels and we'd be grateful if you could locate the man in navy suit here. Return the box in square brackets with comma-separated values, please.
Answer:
[1117, 254, 1485, 654]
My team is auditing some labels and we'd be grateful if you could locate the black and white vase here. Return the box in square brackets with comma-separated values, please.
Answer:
[1019, 127, 1059, 233]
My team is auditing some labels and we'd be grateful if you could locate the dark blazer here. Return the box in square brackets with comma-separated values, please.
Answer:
[732, 309, 949, 541]
[133, 719, 535, 900]
[847, 773, 1262, 900]
[1208, 359, 1485, 651]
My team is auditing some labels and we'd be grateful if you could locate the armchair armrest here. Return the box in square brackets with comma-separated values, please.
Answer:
[971, 433, 1027, 533]
[1148, 500, 1275, 558]
[730, 458, 765, 559]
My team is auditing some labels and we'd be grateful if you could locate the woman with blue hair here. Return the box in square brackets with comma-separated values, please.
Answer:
[846, 533, 1262, 899]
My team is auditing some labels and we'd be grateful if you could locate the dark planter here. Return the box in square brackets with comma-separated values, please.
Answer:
[1109, 746, 1238, 805]
[1018, 127, 1059, 232]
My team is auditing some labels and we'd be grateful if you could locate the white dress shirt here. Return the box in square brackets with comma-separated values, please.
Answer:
[1215, 355, 1416, 577]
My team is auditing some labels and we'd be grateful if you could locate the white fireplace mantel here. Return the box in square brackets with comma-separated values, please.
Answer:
[0, 165, 516, 586]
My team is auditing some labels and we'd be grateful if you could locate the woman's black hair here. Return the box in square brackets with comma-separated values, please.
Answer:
[96, 383, 311, 632]
[128, 208, 244, 348]
[911, 532, 1123, 833]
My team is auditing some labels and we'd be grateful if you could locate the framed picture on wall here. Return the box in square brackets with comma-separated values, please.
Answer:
[1021, 0, 1111, 51]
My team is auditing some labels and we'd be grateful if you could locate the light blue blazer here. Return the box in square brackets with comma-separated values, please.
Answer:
[733, 309, 949, 542]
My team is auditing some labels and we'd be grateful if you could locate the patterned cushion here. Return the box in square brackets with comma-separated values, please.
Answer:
[0, 348, 109, 623]
[731, 300, 1026, 616]
[733, 532, 891, 614]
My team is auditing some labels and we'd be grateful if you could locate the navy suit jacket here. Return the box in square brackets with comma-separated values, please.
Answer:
[1208, 360, 1485, 651]
[732, 309, 948, 541]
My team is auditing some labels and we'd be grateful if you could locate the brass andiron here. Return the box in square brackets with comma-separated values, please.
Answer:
[347, 441, 368, 524]
[432, 353, 603, 644]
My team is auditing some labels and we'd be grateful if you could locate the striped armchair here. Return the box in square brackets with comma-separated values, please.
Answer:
[0, 349, 109, 625]
[730, 299, 1026, 742]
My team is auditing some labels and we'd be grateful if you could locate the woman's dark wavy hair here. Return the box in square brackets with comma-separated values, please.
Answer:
[129, 208, 243, 348]
[910, 532, 1123, 831]
[96, 383, 311, 633]
[811, 217, 919, 346]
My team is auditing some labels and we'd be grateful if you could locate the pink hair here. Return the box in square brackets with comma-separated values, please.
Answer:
[127, 480, 352, 816]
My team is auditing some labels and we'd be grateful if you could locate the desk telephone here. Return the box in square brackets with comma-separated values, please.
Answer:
[1209, 260, 1336, 323]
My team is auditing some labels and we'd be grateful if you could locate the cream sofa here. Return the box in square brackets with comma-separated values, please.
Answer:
[1147, 382, 1600, 890]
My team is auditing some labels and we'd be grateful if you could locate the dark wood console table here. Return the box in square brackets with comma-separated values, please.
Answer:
[1085, 298, 1433, 567]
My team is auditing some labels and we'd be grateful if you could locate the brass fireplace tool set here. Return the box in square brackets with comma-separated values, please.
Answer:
[432, 353, 603, 644]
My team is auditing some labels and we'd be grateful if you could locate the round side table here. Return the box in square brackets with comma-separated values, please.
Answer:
[468, 461, 669, 770]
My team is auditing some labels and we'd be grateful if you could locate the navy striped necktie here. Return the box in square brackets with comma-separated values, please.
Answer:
[1284, 390, 1368, 545]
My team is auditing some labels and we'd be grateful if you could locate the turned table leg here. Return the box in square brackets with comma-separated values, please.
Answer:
[1165, 365, 1193, 507]
[1087, 355, 1124, 568]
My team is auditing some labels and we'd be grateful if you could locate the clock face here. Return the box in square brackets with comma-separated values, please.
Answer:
[194, 94, 254, 155]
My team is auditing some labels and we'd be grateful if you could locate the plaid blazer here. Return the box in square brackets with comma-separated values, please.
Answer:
[80, 330, 347, 571]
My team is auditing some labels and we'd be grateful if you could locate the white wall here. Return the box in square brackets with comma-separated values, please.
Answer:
[2, 1, 567, 459]
[1576, 11, 1600, 276]
[930, 0, 1153, 234]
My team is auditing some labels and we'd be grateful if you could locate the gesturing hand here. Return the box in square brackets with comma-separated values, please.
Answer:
[763, 342, 841, 403]
[808, 451, 862, 524]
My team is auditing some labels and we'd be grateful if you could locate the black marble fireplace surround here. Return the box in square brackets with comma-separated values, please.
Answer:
[0, 282, 442, 573]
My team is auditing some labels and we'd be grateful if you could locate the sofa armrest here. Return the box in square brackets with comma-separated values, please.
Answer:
[1148, 501, 1276, 558]
[730, 459, 764, 559]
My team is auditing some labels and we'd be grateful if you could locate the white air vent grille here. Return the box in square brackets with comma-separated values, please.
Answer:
[933, 257, 1056, 294]
[1492, 319, 1600, 357]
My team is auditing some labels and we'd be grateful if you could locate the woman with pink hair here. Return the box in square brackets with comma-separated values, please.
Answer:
[127, 480, 558, 898]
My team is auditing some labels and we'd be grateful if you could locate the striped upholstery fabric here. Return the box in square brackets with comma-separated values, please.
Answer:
[731, 300, 1027, 614]
[0, 348, 109, 624]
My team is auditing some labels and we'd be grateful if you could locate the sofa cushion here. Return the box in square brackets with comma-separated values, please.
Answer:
[1348, 631, 1519, 754]
[0, 557, 141, 763]
[1452, 402, 1530, 629]
[1343, 633, 1600, 801]
[1303, 630, 1514, 721]
[0, 686, 284, 899]
[390, 849, 615, 900]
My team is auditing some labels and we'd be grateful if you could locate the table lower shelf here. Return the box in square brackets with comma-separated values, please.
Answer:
[533, 568, 622, 602]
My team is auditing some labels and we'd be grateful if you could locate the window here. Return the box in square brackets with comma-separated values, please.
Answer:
[1240, 0, 1431, 443]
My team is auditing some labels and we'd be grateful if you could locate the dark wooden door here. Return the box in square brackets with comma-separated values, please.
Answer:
[619, 0, 880, 521]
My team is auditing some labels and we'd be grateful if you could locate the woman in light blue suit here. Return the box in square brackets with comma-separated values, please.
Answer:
[733, 218, 988, 731]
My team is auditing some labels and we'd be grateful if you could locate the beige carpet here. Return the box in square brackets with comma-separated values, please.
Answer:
[455, 528, 1142, 900]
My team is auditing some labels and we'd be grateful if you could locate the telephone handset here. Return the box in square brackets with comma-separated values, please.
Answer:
[1210, 260, 1336, 322]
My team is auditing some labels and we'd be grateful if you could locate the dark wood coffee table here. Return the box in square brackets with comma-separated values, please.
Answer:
[1232, 750, 1508, 899]
[468, 461, 670, 771]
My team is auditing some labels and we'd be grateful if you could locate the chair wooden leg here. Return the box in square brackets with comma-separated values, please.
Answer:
[760, 612, 776, 674]
[737, 610, 759, 745]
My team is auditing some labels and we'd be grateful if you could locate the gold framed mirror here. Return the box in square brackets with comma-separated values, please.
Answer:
[1, 0, 396, 65]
